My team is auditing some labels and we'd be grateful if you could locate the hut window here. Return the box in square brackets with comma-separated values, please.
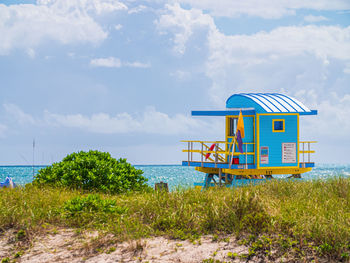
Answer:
[273, 119, 285, 132]
[229, 117, 238, 136]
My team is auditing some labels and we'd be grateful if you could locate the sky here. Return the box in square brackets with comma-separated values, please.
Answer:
[0, 0, 349, 165]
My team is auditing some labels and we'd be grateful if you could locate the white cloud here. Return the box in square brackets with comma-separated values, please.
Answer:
[0, 0, 127, 55]
[215, 25, 350, 60]
[45, 111, 137, 133]
[124, 61, 151, 68]
[37, 0, 127, 15]
[157, 4, 350, 145]
[158, 6, 350, 60]
[90, 57, 122, 68]
[304, 15, 329, 23]
[44, 106, 204, 135]
[176, 0, 350, 19]
[128, 5, 147, 14]
[158, 4, 350, 102]
[114, 24, 123, 30]
[4, 104, 37, 125]
[90, 57, 151, 68]
[203, 25, 350, 104]
[301, 92, 350, 138]
[155, 3, 216, 55]
[3, 104, 207, 135]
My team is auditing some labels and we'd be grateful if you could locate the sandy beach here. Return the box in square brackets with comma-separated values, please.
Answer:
[0, 228, 251, 263]
[1, 228, 335, 263]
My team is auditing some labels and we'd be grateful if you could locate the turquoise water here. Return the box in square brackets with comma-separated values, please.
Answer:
[0, 164, 349, 191]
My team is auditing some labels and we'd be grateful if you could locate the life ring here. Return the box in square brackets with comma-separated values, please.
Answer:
[205, 143, 216, 160]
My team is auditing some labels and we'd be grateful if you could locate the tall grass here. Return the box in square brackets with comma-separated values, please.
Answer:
[0, 178, 349, 260]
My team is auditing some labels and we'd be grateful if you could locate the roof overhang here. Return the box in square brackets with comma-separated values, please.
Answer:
[299, 110, 318, 116]
[192, 109, 256, 116]
[191, 109, 317, 116]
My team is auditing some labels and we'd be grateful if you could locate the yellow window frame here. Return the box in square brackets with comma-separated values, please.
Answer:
[272, 119, 285, 132]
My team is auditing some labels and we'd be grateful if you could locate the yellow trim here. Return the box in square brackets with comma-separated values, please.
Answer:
[225, 115, 256, 163]
[256, 165, 299, 169]
[257, 113, 300, 169]
[226, 115, 255, 118]
[253, 116, 256, 165]
[222, 167, 312, 176]
[258, 113, 299, 116]
[195, 167, 219, 174]
[181, 140, 226, 143]
[195, 167, 312, 176]
[225, 116, 229, 160]
[272, 119, 285, 132]
[297, 114, 299, 167]
[182, 112, 316, 171]
[256, 114, 260, 169]
[225, 140, 255, 145]
[183, 150, 255, 155]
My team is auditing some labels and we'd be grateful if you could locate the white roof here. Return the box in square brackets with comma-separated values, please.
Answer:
[235, 93, 311, 113]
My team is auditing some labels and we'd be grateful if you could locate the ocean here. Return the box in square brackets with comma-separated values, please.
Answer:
[0, 164, 349, 191]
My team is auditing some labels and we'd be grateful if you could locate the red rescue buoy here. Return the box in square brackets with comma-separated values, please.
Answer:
[205, 143, 216, 160]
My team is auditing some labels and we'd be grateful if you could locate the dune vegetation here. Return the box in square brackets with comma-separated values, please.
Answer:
[0, 177, 349, 261]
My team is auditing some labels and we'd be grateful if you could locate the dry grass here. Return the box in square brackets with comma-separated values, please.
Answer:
[0, 177, 349, 261]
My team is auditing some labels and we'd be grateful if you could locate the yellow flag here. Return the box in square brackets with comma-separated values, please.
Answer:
[236, 110, 245, 138]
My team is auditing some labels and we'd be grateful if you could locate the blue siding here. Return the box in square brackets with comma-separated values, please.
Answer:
[258, 114, 298, 168]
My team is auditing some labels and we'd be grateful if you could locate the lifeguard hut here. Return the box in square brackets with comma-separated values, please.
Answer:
[182, 93, 317, 188]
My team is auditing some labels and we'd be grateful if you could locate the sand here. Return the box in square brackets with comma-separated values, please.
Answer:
[0, 228, 257, 263]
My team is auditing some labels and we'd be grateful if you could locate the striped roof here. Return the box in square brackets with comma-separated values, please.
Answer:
[226, 93, 313, 113]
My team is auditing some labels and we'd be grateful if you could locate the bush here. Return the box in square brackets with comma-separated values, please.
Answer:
[63, 194, 128, 218]
[62, 194, 129, 226]
[33, 150, 150, 193]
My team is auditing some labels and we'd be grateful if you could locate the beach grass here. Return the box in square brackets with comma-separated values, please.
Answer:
[0, 177, 349, 260]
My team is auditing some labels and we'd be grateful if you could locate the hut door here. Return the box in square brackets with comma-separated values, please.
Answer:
[226, 116, 254, 165]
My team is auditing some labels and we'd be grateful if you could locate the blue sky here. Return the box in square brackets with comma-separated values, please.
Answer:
[0, 0, 349, 165]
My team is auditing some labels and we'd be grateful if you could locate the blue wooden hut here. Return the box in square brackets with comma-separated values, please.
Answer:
[182, 93, 317, 188]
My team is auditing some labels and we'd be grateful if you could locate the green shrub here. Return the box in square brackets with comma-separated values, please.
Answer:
[62, 194, 128, 226]
[63, 194, 128, 216]
[33, 150, 150, 193]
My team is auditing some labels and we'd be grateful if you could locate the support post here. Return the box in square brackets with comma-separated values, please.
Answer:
[191, 142, 193, 162]
[215, 143, 218, 168]
[303, 143, 305, 164]
[229, 148, 232, 169]
[245, 144, 248, 169]
[201, 143, 203, 167]
[219, 169, 222, 187]
[229, 140, 234, 169]
[188, 142, 190, 166]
